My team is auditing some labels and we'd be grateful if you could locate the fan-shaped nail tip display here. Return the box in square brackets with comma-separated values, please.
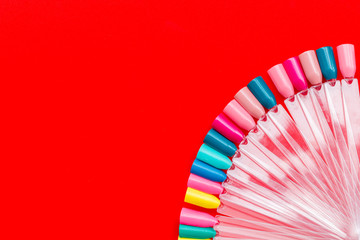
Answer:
[180, 43, 359, 240]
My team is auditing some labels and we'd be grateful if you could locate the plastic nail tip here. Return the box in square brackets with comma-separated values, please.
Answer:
[283, 56, 308, 91]
[178, 237, 211, 240]
[223, 99, 256, 131]
[337, 43, 356, 78]
[196, 144, 232, 170]
[212, 113, 244, 144]
[179, 225, 217, 239]
[234, 87, 265, 119]
[204, 129, 237, 157]
[190, 160, 227, 182]
[247, 76, 277, 109]
[267, 64, 295, 97]
[298, 50, 322, 85]
[187, 173, 223, 195]
[184, 187, 221, 209]
[180, 207, 218, 227]
[316, 46, 337, 80]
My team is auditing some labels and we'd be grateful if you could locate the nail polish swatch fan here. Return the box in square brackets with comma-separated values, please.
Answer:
[179, 44, 360, 240]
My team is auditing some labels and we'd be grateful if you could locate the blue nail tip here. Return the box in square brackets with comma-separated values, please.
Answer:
[191, 159, 227, 182]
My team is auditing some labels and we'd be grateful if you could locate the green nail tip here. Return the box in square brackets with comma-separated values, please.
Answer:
[179, 225, 216, 239]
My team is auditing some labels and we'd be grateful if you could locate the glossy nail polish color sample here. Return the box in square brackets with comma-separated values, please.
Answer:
[180, 208, 218, 227]
[247, 76, 277, 109]
[223, 99, 255, 131]
[298, 50, 322, 85]
[196, 144, 232, 170]
[178, 237, 210, 240]
[190, 160, 227, 182]
[187, 173, 223, 195]
[212, 113, 244, 144]
[204, 129, 237, 156]
[337, 44, 356, 78]
[267, 64, 294, 98]
[234, 87, 265, 119]
[283, 56, 308, 91]
[179, 225, 217, 239]
[316, 46, 337, 80]
[184, 187, 220, 209]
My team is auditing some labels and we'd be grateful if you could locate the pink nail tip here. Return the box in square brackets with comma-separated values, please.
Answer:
[298, 50, 322, 85]
[187, 174, 223, 195]
[212, 113, 244, 144]
[234, 87, 265, 119]
[267, 64, 295, 98]
[180, 208, 218, 227]
[223, 100, 255, 131]
[283, 56, 308, 91]
[337, 44, 356, 78]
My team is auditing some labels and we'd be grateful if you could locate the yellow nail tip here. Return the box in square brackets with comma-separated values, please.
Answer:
[184, 187, 220, 209]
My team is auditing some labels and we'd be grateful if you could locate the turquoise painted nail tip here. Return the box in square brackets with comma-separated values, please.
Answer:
[316, 46, 337, 80]
[247, 76, 277, 109]
[196, 144, 232, 170]
[179, 225, 217, 239]
[204, 129, 237, 157]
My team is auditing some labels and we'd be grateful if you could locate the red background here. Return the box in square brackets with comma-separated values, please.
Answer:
[1, 0, 360, 239]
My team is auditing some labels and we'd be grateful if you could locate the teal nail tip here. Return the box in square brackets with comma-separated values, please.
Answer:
[196, 144, 232, 170]
[316, 46, 337, 80]
[247, 76, 277, 109]
[179, 224, 217, 239]
[204, 129, 237, 157]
